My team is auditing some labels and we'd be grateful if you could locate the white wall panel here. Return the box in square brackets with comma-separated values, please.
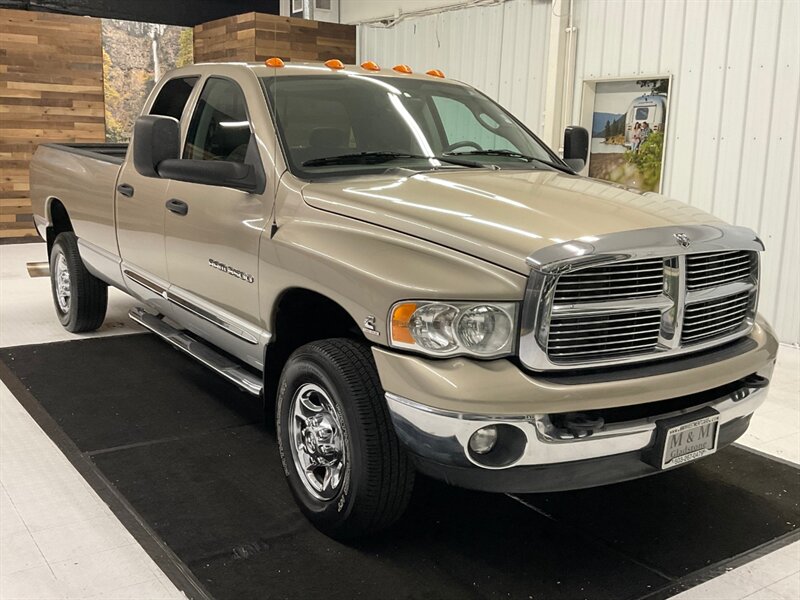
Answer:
[570, 0, 799, 344]
[358, 0, 799, 343]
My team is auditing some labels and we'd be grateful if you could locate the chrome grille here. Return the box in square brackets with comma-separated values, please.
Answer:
[682, 291, 753, 345]
[547, 310, 662, 361]
[686, 251, 756, 291]
[553, 258, 664, 303]
[520, 225, 763, 371]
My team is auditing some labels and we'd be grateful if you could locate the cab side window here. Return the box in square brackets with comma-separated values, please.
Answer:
[150, 77, 198, 121]
[184, 78, 251, 163]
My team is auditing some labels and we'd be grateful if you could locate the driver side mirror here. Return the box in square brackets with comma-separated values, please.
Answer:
[133, 115, 180, 178]
[563, 126, 589, 172]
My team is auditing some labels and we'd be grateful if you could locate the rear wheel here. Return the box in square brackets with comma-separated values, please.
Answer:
[276, 338, 414, 540]
[49, 232, 108, 332]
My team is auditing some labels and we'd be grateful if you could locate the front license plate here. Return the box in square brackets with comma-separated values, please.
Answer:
[660, 414, 720, 469]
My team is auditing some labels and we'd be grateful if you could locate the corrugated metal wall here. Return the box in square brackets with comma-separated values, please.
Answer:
[359, 0, 799, 344]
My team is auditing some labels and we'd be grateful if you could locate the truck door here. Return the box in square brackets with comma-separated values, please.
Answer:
[116, 76, 199, 292]
[163, 76, 267, 365]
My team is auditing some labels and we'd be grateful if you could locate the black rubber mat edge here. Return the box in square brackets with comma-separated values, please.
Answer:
[0, 359, 214, 600]
[641, 528, 800, 600]
[0, 237, 43, 245]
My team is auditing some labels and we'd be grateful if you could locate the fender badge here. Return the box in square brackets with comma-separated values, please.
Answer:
[673, 232, 692, 248]
[363, 316, 380, 337]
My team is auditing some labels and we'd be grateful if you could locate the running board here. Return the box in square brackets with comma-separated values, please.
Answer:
[129, 307, 263, 396]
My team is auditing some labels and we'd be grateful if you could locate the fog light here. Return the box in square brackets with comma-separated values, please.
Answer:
[469, 426, 498, 455]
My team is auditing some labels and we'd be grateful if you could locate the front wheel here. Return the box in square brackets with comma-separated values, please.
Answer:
[276, 338, 414, 540]
[49, 232, 108, 332]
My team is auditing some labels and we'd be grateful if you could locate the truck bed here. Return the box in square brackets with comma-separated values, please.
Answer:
[39, 143, 129, 165]
[29, 143, 128, 262]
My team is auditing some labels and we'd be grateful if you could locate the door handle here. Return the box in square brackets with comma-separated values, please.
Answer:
[166, 198, 188, 216]
[117, 183, 134, 198]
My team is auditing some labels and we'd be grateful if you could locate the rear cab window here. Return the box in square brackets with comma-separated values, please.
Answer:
[150, 77, 199, 121]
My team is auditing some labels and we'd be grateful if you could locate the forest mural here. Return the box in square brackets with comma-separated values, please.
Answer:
[102, 19, 193, 142]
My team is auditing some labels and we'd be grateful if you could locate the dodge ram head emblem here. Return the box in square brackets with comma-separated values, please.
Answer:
[673, 233, 692, 248]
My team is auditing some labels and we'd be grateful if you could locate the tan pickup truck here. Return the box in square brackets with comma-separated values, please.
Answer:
[30, 60, 777, 539]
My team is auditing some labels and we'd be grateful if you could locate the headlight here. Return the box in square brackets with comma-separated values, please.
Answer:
[389, 301, 516, 358]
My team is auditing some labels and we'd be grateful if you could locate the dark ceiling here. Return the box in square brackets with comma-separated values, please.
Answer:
[0, 0, 280, 26]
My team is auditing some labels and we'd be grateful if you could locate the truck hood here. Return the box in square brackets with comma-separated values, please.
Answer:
[302, 169, 723, 273]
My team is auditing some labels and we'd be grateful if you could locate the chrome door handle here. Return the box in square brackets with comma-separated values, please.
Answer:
[117, 183, 134, 198]
[166, 198, 188, 216]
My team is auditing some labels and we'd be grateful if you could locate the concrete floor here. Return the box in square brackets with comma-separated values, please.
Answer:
[1, 242, 797, 600]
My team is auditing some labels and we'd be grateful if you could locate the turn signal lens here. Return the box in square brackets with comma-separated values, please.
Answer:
[325, 59, 345, 70]
[469, 426, 498, 455]
[265, 57, 285, 68]
[391, 303, 417, 344]
[426, 69, 445, 78]
[361, 60, 381, 71]
[393, 64, 413, 74]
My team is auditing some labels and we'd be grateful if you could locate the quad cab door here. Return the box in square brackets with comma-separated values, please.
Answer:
[116, 75, 200, 307]
[163, 75, 269, 368]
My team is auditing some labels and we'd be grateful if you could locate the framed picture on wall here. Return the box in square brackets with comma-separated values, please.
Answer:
[578, 76, 672, 193]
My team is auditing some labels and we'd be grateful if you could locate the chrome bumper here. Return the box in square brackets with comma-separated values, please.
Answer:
[386, 380, 768, 470]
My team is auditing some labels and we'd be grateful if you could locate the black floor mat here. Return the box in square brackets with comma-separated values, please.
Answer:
[1, 334, 798, 600]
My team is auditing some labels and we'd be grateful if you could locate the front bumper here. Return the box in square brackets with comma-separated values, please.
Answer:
[375, 318, 778, 493]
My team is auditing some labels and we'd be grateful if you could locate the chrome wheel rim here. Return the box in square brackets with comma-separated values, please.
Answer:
[55, 253, 71, 313]
[289, 383, 347, 501]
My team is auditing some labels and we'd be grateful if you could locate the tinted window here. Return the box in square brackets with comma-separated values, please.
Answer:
[261, 75, 556, 179]
[150, 77, 198, 121]
[184, 78, 251, 163]
[635, 106, 650, 120]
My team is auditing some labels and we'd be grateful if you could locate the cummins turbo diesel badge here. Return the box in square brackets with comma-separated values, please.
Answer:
[208, 258, 255, 283]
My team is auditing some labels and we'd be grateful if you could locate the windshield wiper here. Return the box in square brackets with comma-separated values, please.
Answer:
[445, 149, 573, 173]
[302, 151, 482, 168]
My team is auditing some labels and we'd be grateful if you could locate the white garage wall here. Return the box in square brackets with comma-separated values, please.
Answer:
[358, 0, 799, 344]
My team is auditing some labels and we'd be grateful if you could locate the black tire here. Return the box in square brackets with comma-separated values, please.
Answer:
[276, 338, 415, 540]
[49, 232, 108, 333]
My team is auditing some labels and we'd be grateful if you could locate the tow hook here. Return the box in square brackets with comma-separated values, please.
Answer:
[561, 413, 605, 439]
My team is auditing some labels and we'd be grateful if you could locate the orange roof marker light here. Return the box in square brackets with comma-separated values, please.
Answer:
[325, 59, 345, 70]
[361, 60, 381, 71]
[426, 69, 445, 78]
[393, 64, 413, 74]
[265, 57, 285, 68]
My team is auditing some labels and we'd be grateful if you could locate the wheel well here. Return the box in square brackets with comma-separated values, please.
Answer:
[264, 289, 365, 404]
[46, 199, 73, 256]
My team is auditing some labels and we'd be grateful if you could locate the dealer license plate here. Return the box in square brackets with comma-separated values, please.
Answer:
[660, 414, 720, 469]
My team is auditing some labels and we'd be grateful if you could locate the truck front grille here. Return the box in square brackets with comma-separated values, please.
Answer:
[547, 309, 662, 361]
[535, 250, 759, 367]
[686, 250, 755, 290]
[682, 291, 754, 345]
[553, 258, 664, 303]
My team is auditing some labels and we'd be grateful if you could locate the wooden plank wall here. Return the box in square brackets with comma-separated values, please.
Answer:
[194, 12, 356, 64]
[0, 9, 105, 241]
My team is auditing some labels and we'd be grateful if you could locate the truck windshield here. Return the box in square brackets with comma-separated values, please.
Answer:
[260, 74, 563, 179]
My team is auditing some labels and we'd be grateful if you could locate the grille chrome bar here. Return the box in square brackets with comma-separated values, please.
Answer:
[519, 224, 764, 371]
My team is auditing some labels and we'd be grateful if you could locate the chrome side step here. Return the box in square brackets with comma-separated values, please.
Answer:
[129, 307, 263, 396]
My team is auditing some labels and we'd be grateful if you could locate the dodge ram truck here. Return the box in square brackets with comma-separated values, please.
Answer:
[30, 60, 778, 539]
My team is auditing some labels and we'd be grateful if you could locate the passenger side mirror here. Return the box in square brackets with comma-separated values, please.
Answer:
[133, 115, 180, 178]
[563, 125, 589, 172]
[157, 159, 260, 193]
